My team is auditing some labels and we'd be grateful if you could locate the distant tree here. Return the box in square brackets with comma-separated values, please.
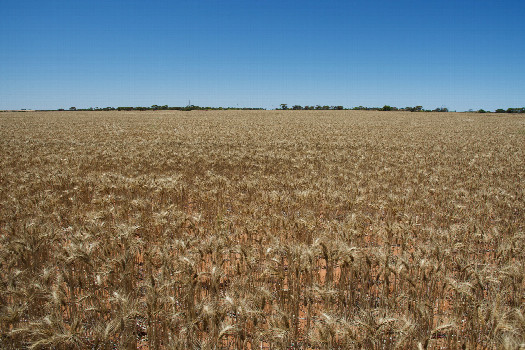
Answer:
[292, 105, 303, 110]
[69, 107, 76, 111]
[58, 108, 65, 111]
[334, 106, 344, 110]
[382, 105, 393, 111]
[478, 109, 487, 113]
[506, 107, 525, 113]
[405, 106, 423, 112]
[279, 104, 288, 110]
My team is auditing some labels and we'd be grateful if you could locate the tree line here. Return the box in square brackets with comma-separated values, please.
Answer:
[278, 104, 446, 112]
[278, 104, 525, 113]
[492, 108, 525, 113]
[57, 105, 525, 113]
[61, 105, 265, 111]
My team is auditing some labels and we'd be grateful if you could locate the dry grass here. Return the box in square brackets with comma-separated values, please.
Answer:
[0, 110, 524, 349]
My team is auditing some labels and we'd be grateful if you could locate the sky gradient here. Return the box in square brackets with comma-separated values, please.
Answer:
[1, 0, 524, 111]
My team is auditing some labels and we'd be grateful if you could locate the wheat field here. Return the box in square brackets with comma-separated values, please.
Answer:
[0, 110, 524, 349]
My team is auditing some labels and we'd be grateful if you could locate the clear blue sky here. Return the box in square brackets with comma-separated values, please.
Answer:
[1, 0, 524, 111]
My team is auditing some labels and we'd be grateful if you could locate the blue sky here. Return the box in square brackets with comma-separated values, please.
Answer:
[1, 0, 524, 111]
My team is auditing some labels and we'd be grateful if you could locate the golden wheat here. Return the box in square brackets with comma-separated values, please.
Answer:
[0, 110, 524, 349]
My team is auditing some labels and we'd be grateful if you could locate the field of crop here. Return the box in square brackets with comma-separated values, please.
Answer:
[0, 110, 524, 349]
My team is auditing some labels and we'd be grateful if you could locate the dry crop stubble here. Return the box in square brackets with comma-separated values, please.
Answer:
[0, 110, 524, 349]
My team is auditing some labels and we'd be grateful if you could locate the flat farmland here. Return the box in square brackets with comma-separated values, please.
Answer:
[0, 110, 524, 349]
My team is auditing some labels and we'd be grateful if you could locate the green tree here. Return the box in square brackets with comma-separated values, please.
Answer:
[406, 106, 423, 112]
[506, 107, 525, 113]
